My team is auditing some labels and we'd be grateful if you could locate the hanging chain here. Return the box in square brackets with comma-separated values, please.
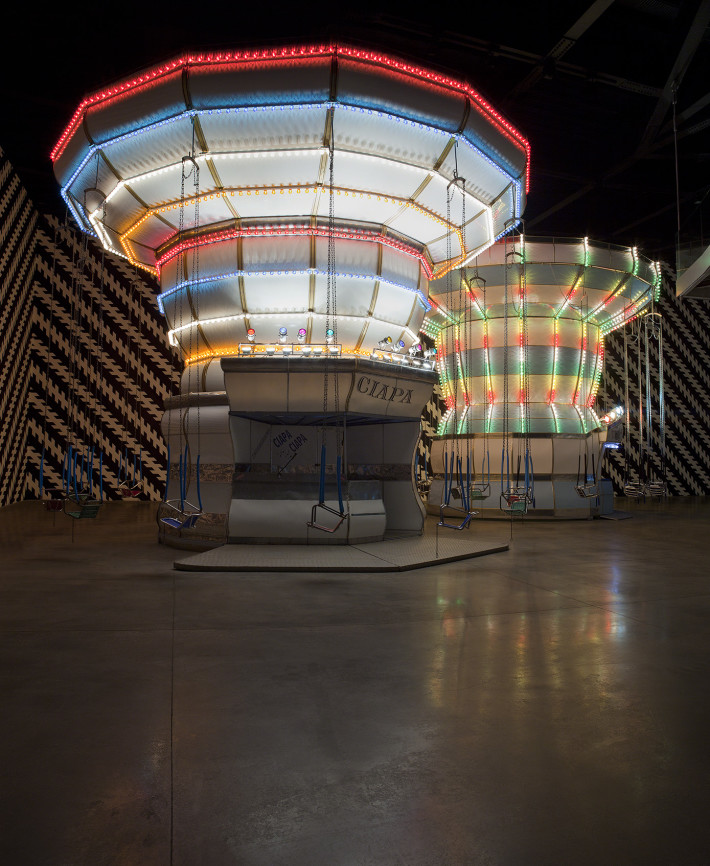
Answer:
[520, 234, 531, 446]
[192, 157, 201, 471]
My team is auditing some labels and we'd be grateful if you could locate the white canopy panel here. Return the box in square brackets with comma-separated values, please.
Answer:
[54, 45, 529, 278]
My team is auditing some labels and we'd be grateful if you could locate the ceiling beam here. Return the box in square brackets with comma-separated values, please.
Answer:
[507, 0, 616, 98]
[660, 89, 710, 135]
[635, 0, 710, 156]
[373, 16, 662, 97]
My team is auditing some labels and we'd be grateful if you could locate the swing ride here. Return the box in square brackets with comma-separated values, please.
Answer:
[52, 44, 529, 544]
[424, 235, 662, 518]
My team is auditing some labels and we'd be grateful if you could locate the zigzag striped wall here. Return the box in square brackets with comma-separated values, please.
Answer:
[603, 277, 710, 496]
[24, 215, 178, 502]
[0, 146, 38, 507]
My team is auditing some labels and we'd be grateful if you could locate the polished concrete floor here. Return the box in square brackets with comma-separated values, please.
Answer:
[1, 498, 709, 865]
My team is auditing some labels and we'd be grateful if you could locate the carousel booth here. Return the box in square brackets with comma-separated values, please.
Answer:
[52, 45, 529, 543]
[424, 236, 660, 519]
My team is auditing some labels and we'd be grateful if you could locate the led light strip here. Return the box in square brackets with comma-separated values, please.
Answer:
[653, 261, 662, 302]
[435, 345, 454, 411]
[454, 330, 471, 416]
[588, 341, 604, 407]
[437, 406, 455, 436]
[61, 102, 521, 264]
[157, 268, 431, 314]
[456, 405, 470, 436]
[168, 311, 420, 347]
[483, 321, 494, 417]
[156, 223, 433, 279]
[549, 320, 558, 406]
[599, 287, 653, 336]
[118, 182, 467, 275]
[574, 404, 587, 435]
[51, 43, 531, 191]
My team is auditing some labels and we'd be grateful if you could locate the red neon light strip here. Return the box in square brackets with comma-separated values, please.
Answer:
[51, 44, 530, 192]
[156, 224, 433, 279]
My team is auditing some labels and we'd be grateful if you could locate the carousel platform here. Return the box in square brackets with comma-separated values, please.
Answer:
[173, 519, 509, 573]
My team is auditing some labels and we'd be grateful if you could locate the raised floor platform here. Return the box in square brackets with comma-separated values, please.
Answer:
[174, 520, 509, 572]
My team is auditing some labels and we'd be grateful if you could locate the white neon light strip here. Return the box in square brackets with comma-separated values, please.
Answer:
[168, 311, 419, 347]
[158, 269, 430, 314]
[64, 101, 519, 248]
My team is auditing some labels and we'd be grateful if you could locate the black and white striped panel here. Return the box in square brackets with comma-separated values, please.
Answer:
[24, 215, 180, 501]
[0, 146, 38, 507]
[602, 276, 710, 495]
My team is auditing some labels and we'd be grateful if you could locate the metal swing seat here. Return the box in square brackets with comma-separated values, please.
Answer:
[64, 491, 102, 520]
[308, 448, 349, 534]
[500, 487, 531, 515]
[160, 501, 201, 531]
[43, 490, 65, 512]
[160, 449, 203, 530]
[120, 482, 142, 499]
[468, 454, 491, 501]
[438, 453, 478, 530]
[500, 450, 534, 515]
[575, 454, 599, 498]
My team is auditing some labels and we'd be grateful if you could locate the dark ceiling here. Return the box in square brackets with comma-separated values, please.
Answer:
[4, 0, 709, 264]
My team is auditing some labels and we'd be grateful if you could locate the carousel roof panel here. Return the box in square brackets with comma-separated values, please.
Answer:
[188, 56, 332, 108]
[314, 236, 380, 277]
[329, 104, 448, 168]
[204, 149, 324, 189]
[196, 104, 327, 152]
[312, 274, 377, 318]
[242, 273, 311, 313]
[336, 57, 467, 133]
[84, 70, 185, 145]
[99, 115, 196, 179]
[102, 185, 151, 235]
[54, 45, 529, 276]
[333, 150, 430, 200]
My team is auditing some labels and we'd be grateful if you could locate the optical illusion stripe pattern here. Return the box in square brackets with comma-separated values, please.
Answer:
[24, 215, 178, 502]
[0, 146, 38, 507]
[604, 278, 710, 495]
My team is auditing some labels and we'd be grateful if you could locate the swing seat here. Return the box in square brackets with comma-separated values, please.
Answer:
[500, 490, 529, 515]
[120, 486, 142, 499]
[44, 493, 64, 512]
[575, 483, 599, 499]
[64, 494, 102, 520]
[307, 502, 348, 533]
[438, 503, 477, 531]
[468, 484, 490, 501]
[161, 514, 200, 530]
[624, 482, 645, 498]
[160, 499, 202, 530]
[646, 481, 666, 496]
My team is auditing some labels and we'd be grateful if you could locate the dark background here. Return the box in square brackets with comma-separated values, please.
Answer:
[4, 0, 709, 262]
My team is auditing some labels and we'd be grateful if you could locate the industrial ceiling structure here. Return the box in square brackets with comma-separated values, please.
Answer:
[4, 1, 710, 271]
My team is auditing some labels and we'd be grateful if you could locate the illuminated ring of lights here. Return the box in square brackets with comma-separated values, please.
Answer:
[51, 43, 531, 193]
[67, 101, 519, 271]
[120, 183, 473, 277]
[168, 311, 421, 348]
[157, 270, 432, 315]
[155, 224, 434, 279]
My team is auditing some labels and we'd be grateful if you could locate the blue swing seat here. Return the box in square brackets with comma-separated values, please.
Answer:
[161, 514, 200, 530]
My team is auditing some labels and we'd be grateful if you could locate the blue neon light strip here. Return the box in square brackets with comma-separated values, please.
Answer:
[157, 269, 432, 314]
[61, 102, 519, 229]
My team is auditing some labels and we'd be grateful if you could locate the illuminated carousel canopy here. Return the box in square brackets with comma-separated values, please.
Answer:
[425, 236, 661, 436]
[52, 45, 531, 544]
[53, 45, 528, 269]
